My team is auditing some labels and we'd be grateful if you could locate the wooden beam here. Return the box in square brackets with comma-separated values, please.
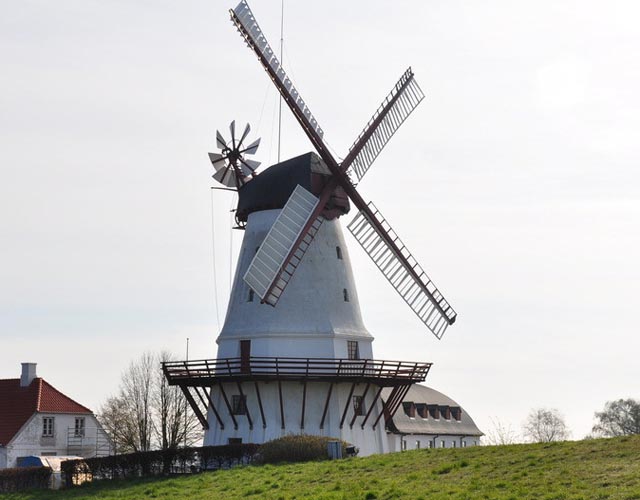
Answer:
[320, 383, 334, 430]
[254, 382, 266, 429]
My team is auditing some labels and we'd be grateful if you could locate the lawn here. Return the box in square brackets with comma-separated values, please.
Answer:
[3, 435, 639, 500]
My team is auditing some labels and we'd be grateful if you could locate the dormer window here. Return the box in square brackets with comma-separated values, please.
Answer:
[403, 402, 416, 418]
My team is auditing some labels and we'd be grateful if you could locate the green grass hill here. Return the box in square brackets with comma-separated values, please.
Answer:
[4, 435, 640, 500]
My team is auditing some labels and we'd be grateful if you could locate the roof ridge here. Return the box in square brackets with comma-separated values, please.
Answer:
[35, 378, 43, 411]
[39, 379, 93, 414]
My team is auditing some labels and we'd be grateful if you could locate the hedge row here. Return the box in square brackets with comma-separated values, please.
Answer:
[61, 444, 259, 486]
[0, 466, 51, 493]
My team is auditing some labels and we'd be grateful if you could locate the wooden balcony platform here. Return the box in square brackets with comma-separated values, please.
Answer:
[163, 357, 432, 387]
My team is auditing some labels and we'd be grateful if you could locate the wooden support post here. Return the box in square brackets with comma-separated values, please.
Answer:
[254, 382, 266, 429]
[236, 381, 253, 430]
[178, 385, 209, 430]
[320, 383, 334, 429]
[218, 383, 238, 430]
[340, 383, 357, 429]
[278, 379, 285, 430]
[203, 387, 224, 430]
[349, 383, 371, 429]
[361, 386, 383, 429]
[300, 380, 307, 430]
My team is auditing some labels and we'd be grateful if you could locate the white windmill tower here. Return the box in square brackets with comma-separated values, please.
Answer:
[163, 1, 457, 456]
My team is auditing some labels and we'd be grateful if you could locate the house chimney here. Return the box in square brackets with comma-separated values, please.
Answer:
[20, 362, 37, 387]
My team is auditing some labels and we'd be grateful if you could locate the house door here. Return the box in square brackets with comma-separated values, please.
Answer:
[240, 340, 251, 374]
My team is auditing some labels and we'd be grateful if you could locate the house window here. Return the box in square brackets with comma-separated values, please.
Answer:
[232, 395, 247, 415]
[336, 246, 343, 260]
[353, 395, 365, 416]
[452, 441, 457, 448]
[248, 289, 254, 302]
[347, 341, 360, 360]
[401, 439, 407, 451]
[440, 440, 446, 448]
[42, 417, 54, 437]
[416, 440, 421, 449]
[461, 441, 467, 448]
[74, 417, 85, 437]
[343, 288, 349, 302]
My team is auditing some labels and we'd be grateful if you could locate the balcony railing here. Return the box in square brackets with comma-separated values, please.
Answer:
[163, 357, 431, 386]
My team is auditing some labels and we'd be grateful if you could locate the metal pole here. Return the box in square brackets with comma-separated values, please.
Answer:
[184, 337, 189, 448]
[277, 0, 284, 162]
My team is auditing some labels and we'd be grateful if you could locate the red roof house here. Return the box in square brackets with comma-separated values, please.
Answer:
[0, 363, 111, 468]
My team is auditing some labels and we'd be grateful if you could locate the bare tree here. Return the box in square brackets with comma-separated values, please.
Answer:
[522, 408, 569, 443]
[98, 395, 139, 454]
[592, 398, 640, 437]
[484, 417, 519, 445]
[98, 351, 203, 453]
[153, 351, 203, 449]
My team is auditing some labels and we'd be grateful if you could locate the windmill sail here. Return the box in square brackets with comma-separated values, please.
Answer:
[348, 202, 457, 339]
[230, 1, 325, 145]
[244, 185, 323, 306]
[342, 68, 425, 183]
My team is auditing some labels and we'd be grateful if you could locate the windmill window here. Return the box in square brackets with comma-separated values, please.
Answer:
[248, 289, 254, 302]
[336, 246, 343, 260]
[231, 395, 247, 415]
[343, 288, 349, 302]
[353, 395, 365, 416]
[42, 417, 54, 437]
[347, 341, 360, 360]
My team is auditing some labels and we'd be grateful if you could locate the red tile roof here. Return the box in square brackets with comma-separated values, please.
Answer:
[0, 378, 92, 446]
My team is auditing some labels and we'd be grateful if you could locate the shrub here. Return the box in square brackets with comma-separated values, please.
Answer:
[258, 435, 348, 464]
[0, 466, 52, 493]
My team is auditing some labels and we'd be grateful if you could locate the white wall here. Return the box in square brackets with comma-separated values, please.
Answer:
[4, 413, 108, 468]
[204, 380, 389, 456]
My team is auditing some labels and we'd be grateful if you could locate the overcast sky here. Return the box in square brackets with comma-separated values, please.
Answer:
[1, 0, 639, 441]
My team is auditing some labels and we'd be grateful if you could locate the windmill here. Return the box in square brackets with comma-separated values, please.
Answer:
[232, 1, 457, 340]
[162, 0, 458, 456]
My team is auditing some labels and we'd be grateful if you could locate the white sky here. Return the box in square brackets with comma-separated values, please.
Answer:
[1, 0, 639, 441]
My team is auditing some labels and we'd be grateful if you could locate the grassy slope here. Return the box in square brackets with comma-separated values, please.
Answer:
[3, 436, 640, 500]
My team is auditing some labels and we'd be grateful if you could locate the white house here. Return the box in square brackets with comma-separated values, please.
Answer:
[383, 384, 483, 450]
[0, 363, 111, 468]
